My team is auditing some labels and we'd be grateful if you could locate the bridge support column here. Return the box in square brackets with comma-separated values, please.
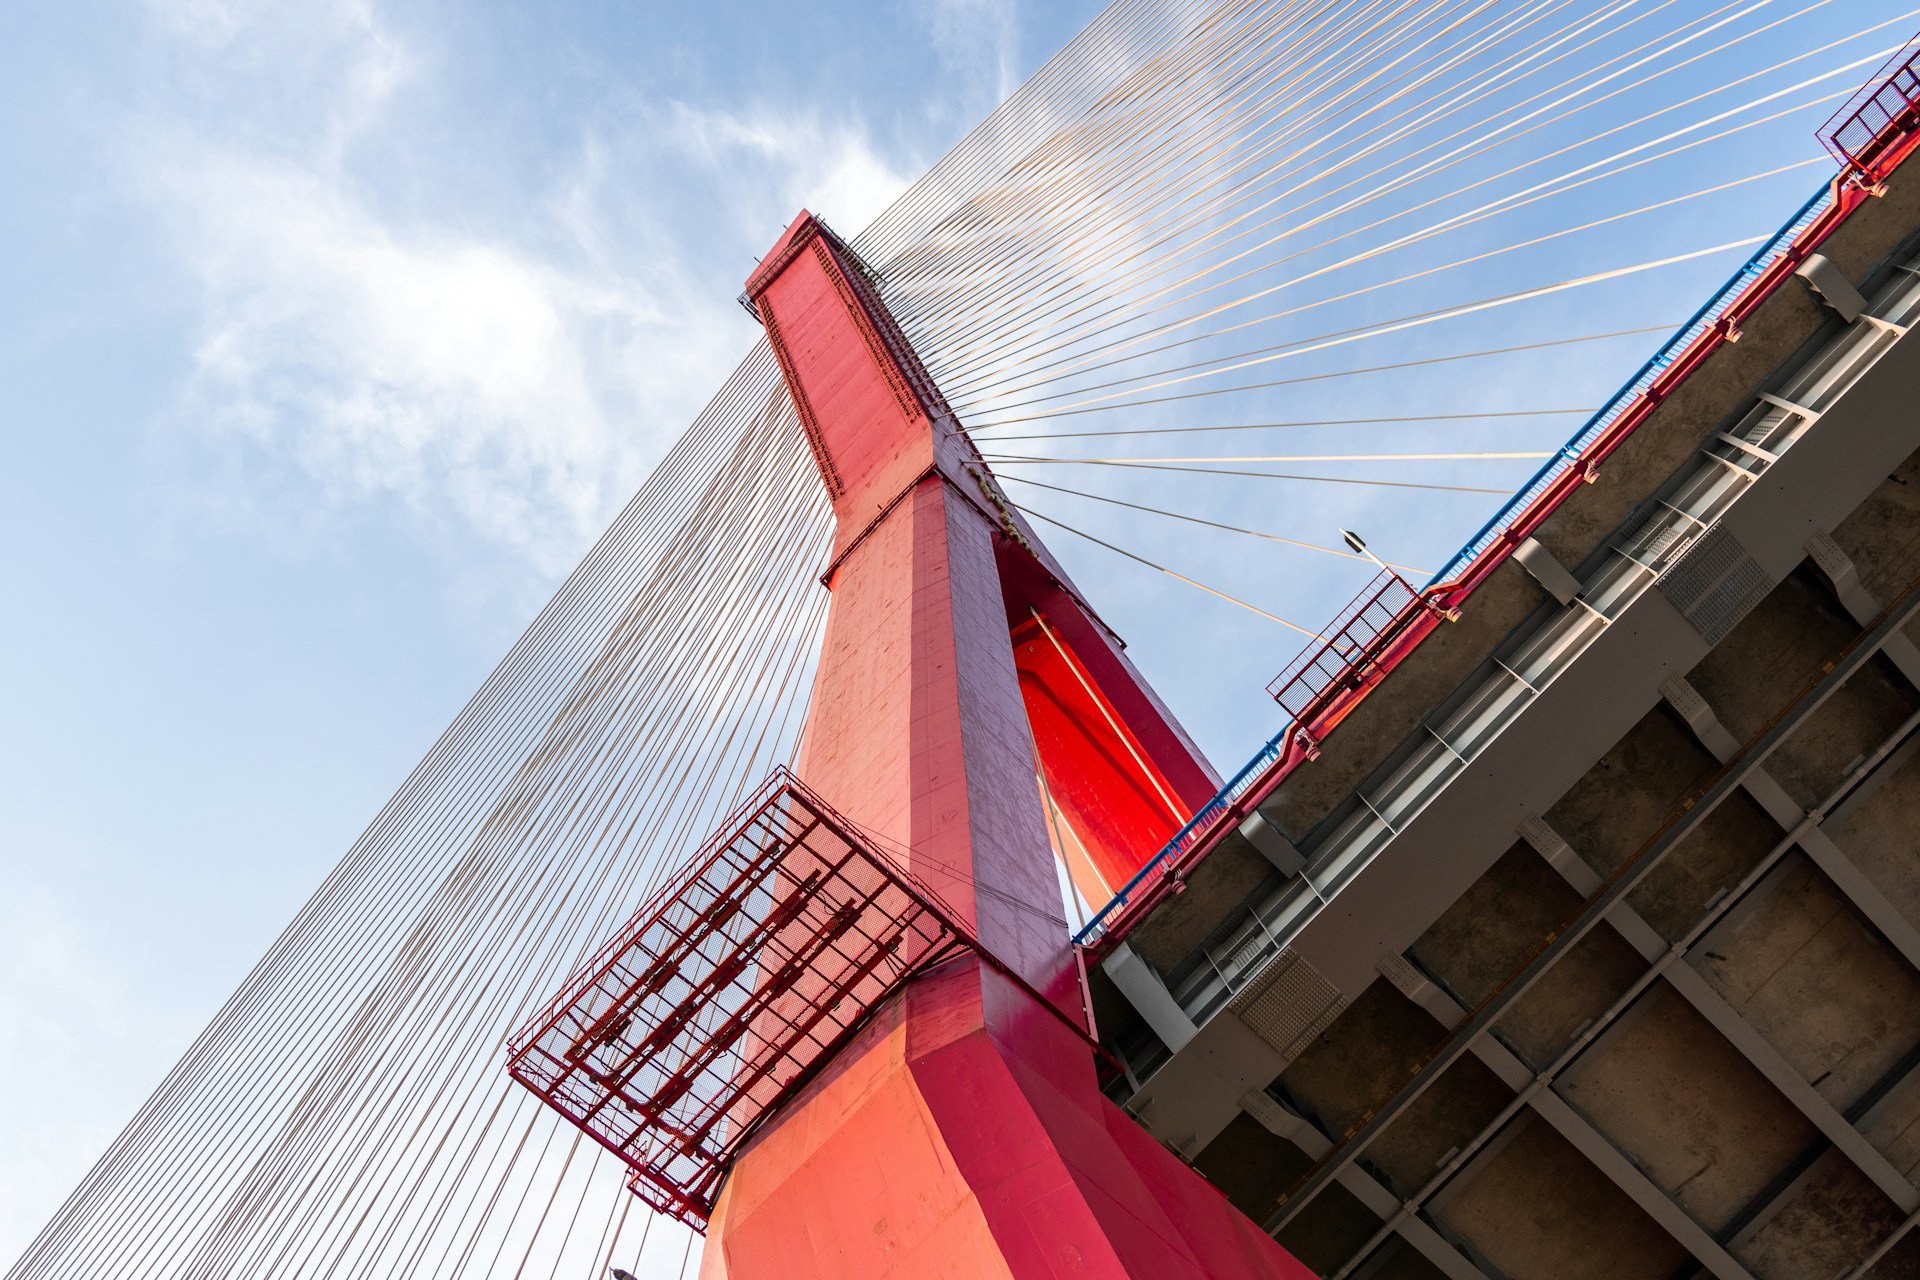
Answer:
[699, 212, 1307, 1279]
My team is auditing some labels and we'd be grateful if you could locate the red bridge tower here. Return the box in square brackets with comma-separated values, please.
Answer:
[693, 213, 1311, 1278]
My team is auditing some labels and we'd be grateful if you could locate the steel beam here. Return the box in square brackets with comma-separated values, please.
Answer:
[1376, 943, 1758, 1280]
[1262, 574, 1920, 1239]
[1728, 1046, 1920, 1258]
[1529, 1089, 1757, 1280]
[1659, 675, 1920, 974]
[1528, 813, 1919, 1213]
[1803, 826, 1920, 973]
[1240, 1090, 1495, 1280]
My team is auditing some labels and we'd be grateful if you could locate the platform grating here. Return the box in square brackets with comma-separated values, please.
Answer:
[505, 769, 973, 1228]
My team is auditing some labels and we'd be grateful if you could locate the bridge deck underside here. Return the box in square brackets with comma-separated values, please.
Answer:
[1226, 503, 1920, 1279]
[1095, 148, 1920, 1280]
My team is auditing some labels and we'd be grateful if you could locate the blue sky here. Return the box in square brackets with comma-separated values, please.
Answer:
[0, 0, 1090, 1260]
[5, 0, 1918, 1271]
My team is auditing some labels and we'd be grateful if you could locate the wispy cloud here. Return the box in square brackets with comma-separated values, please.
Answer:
[130, 0, 914, 582]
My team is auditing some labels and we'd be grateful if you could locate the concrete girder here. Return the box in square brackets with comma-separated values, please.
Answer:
[1129, 264, 1920, 1280]
[1806, 530, 1920, 694]
[1104, 942, 1199, 1055]
[1260, 573, 1920, 1246]
[1656, 673, 1920, 977]
[1207, 295, 1920, 1010]
[1512, 536, 1583, 606]
[1526, 816, 1920, 1216]
[1798, 253, 1869, 325]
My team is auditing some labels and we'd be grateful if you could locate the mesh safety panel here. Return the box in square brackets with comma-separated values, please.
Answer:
[1823, 43, 1920, 179]
[506, 771, 969, 1227]
[1266, 569, 1421, 723]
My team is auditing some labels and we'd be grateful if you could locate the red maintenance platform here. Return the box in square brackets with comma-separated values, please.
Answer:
[506, 769, 1097, 1229]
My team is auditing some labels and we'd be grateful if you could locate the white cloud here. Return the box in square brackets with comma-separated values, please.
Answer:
[159, 146, 672, 575]
[133, 4, 914, 582]
[653, 99, 919, 238]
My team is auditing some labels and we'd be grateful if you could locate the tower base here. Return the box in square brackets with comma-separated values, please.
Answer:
[702, 961, 1309, 1279]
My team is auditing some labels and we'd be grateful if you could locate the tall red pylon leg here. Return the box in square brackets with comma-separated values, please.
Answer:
[698, 213, 1310, 1279]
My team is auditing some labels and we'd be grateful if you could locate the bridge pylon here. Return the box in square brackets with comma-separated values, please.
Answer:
[693, 210, 1312, 1279]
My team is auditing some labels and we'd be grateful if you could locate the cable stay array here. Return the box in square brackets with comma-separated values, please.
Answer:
[9, 1, 1916, 1276]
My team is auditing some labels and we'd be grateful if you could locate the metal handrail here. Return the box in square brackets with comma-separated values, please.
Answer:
[1824, 39, 1920, 180]
[1425, 182, 1833, 588]
[1076, 185, 1831, 950]
[1075, 46, 1920, 950]
[1072, 178, 1839, 950]
[1267, 569, 1420, 719]
[1074, 724, 1293, 943]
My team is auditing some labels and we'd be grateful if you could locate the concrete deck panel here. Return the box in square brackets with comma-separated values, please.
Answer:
[1194, 1112, 1313, 1219]
[1252, 156, 1920, 863]
[1434, 1116, 1693, 1280]
[1686, 565, 1863, 746]
[1734, 1150, 1911, 1280]
[1557, 984, 1816, 1231]
[1493, 924, 1649, 1072]
[1865, 1064, 1920, 1180]
[1410, 843, 1579, 1002]
[1545, 704, 1717, 876]
[1771, 651, 1920, 811]
[1360, 1245, 1452, 1280]
[1097, 113, 1920, 1280]
[1272, 1180, 1385, 1276]
[1625, 789, 1786, 944]
[1696, 851, 1920, 1112]
[1828, 747, 1920, 932]
[1831, 447, 1920, 610]
[1365, 1054, 1514, 1196]
[1408, 843, 1651, 1069]
[1278, 982, 1445, 1144]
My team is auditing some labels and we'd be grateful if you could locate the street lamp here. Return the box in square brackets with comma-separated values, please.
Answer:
[1341, 528, 1458, 622]
[1339, 528, 1388, 574]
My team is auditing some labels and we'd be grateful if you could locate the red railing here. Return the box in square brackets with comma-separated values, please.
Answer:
[1823, 39, 1920, 183]
[1267, 570, 1422, 729]
[1078, 41, 1920, 952]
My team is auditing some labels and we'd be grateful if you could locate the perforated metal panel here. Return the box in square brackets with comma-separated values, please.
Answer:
[1692, 559, 1774, 644]
[1805, 528, 1853, 580]
[1375, 950, 1428, 1002]
[1239, 1088, 1302, 1137]
[1516, 813, 1564, 858]
[1656, 523, 1775, 645]
[1615, 510, 1694, 569]
[1229, 947, 1349, 1061]
[1657, 674, 1712, 725]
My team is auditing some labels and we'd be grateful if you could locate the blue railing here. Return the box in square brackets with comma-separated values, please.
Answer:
[1074, 722, 1295, 944]
[1075, 180, 1839, 949]
[1426, 180, 1835, 587]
